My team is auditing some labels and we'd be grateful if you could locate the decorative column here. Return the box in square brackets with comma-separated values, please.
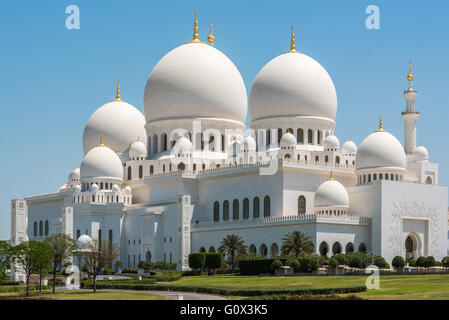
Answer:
[177, 194, 193, 271]
[402, 62, 420, 154]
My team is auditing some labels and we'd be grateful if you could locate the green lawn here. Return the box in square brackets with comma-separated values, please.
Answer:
[166, 274, 449, 300]
[0, 289, 165, 300]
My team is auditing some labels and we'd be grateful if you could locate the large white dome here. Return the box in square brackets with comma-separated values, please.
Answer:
[249, 52, 337, 122]
[355, 127, 406, 170]
[314, 178, 349, 208]
[80, 141, 124, 180]
[83, 100, 147, 154]
[144, 42, 247, 125]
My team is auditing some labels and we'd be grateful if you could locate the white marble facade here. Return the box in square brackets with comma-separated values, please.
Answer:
[10, 20, 448, 271]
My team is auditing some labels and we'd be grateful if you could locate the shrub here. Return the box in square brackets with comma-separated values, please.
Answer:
[188, 253, 206, 270]
[416, 256, 426, 269]
[347, 255, 362, 269]
[441, 256, 449, 269]
[435, 261, 442, 267]
[204, 253, 223, 271]
[271, 259, 283, 271]
[286, 258, 300, 273]
[373, 256, 388, 269]
[102, 267, 114, 275]
[408, 258, 417, 267]
[239, 258, 288, 275]
[122, 268, 138, 274]
[392, 256, 405, 271]
[424, 256, 436, 269]
[298, 256, 319, 273]
[181, 270, 202, 277]
[154, 271, 182, 282]
[328, 257, 339, 269]
[333, 254, 347, 266]
[214, 268, 237, 274]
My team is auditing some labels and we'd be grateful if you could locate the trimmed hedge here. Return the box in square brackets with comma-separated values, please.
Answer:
[189, 253, 205, 270]
[239, 258, 288, 275]
[0, 285, 49, 293]
[205, 253, 223, 270]
[80, 281, 366, 296]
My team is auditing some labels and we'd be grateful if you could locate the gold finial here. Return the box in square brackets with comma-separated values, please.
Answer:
[191, 10, 200, 42]
[137, 136, 140, 142]
[208, 19, 215, 45]
[98, 136, 106, 147]
[329, 170, 334, 181]
[115, 80, 121, 101]
[407, 61, 414, 81]
[375, 117, 386, 132]
[288, 24, 297, 53]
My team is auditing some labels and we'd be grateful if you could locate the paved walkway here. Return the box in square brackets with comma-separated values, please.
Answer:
[78, 288, 228, 300]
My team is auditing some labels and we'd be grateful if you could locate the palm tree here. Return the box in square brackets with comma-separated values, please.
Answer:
[218, 235, 247, 272]
[281, 231, 314, 257]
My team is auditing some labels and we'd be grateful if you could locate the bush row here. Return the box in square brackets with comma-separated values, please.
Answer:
[81, 281, 366, 297]
[239, 258, 288, 275]
[188, 253, 223, 270]
[0, 285, 48, 293]
[137, 261, 177, 271]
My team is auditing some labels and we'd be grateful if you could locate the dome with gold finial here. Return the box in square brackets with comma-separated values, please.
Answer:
[249, 26, 337, 123]
[355, 118, 406, 171]
[208, 20, 215, 45]
[314, 171, 349, 209]
[143, 11, 247, 126]
[129, 137, 147, 160]
[82, 80, 147, 155]
[407, 61, 414, 81]
[80, 136, 124, 181]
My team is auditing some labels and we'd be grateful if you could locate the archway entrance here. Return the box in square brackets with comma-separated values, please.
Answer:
[405, 235, 417, 262]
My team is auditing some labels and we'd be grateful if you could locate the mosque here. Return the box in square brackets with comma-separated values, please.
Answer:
[10, 13, 448, 271]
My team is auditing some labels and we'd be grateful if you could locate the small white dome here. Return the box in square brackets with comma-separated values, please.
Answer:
[355, 127, 406, 170]
[172, 136, 193, 155]
[249, 52, 337, 122]
[83, 100, 147, 154]
[73, 185, 81, 192]
[124, 186, 132, 194]
[91, 183, 99, 191]
[144, 42, 247, 125]
[112, 184, 120, 192]
[314, 178, 349, 208]
[80, 141, 124, 180]
[342, 140, 358, 154]
[76, 234, 93, 247]
[243, 136, 256, 152]
[412, 145, 429, 162]
[129, 139, 147, 159]
[280, 132, 297, 147]
[323, 134, 340, 150]
[67, 168, 80, 183]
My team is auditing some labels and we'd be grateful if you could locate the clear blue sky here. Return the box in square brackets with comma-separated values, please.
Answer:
[1, 0, 448, 239]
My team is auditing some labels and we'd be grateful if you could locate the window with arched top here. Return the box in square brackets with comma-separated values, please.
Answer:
[266, 130, 271, 146]
[146, 250, 152, 262]
[199, 247, 206, 253]
[249, 244, 257, 254]
[139, 165, 143, 179]
[425, 176, 432, 184]
[308, 129, 313, 144]
[44, 220, 49, 236]
[325, 155, 329, 163]
[297, 129, 304, 144]
[358, 243, 367, 252]
[127, 166, 132, 180]
[335, 156, 340, 165]
[319, 241, 329, 256]
[34, 222, 37, 237]
[178, 162, 185, 171]
[221, 134, 225, 152]
[161, 133, 167, 151]
[76, 229, 80, 239]
[277, 128, 282, 144]
[213, 201, 219, 222]
[298, 195, 306, 215]
[332, 242, 342, 255]
[260, 244, 268, 257]
[153, 135, 158, 153]
[39, 221, 43, 236]
[150, 165, 154, 175]
[315, 155, 319, 162]
[208, 246, 216, 253]
[345, 242, 354, 253]
[264, 196, 270, 217]
[223, 200, 229, 221]
[317, 130, 321, 145]
[253, 197, 260, 218]
[243, 198, 249, 219]
[233, 199, 239, 220]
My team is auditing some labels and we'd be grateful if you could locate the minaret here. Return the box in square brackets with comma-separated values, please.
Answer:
[402, 62, 419, 154]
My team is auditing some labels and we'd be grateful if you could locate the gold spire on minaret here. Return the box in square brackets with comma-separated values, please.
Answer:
[191, 10, 200, 42]
[329, 170, 334, 181]
[288, 24, 297, 53]
[208, 19, 215, 45]
[115, 80, 121, 101]
[407, 61, 414, 81]
[375, 117, 386, 132]
[98, 136, 106, 147]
